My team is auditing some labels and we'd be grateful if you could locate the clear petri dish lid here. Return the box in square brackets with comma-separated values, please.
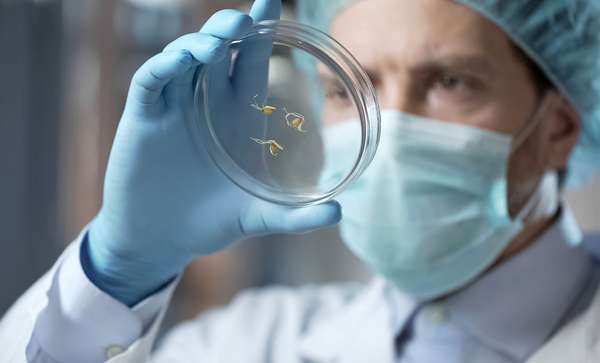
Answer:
[191, 20, 380, 206]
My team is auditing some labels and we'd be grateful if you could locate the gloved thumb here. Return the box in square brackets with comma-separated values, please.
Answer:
[241, 200, 342, 236]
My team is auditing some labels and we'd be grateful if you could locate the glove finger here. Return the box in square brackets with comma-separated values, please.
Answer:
[131, 32, 233, 105]
[250, 0, 282, 22]
[199, 9, 253, 39]
[162, 33, 228, 64]
[241, 200, 342, 236]
[230, 0, 281, 100]
[130, 51, 197, 105]
[164, 10, 252, 88]
[163, 33, 227, 90]
[195, 8, 253, 86]
[170, 9, 256, 97]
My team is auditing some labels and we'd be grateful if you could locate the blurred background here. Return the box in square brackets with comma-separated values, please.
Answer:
[0, 0, 370, 334]
[0, 0, 598, 337]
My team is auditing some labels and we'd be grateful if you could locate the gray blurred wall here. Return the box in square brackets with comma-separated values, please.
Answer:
[0, 1, 64, 314]
[567, 180, 600, 233]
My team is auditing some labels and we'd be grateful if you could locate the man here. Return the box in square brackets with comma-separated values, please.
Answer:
[2, 0, 600, 362]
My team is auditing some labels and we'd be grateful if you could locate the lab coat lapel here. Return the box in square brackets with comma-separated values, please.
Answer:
[526, 286, 600, 363]
[526, 233, 600, 363]
[299, 279, 397, 363]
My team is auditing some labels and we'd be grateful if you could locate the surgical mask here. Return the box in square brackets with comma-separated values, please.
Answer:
[321, 104, 558, 301]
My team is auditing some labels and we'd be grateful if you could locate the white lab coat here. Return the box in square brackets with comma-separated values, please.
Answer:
[2, 229, 600, 363]
[2, 257, 600, 362]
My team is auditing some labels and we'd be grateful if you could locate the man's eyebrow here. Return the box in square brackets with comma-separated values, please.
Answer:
[317, 54, 494, 84]
[317, 69, 337, 82]
[318, 67, 379, 86]
[412, 54, 496, 76]
[317, 70, 345, 89]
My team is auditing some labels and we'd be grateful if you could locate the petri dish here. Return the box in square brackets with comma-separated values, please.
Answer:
[191, 20, 380, 206]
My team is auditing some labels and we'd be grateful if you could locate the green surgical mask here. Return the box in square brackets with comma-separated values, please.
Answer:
[321, 106, 558, 300]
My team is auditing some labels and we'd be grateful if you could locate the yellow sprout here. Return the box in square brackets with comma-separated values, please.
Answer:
[250, 95, 277, 116]
[284, 107, 307, 133]
[250, 137, 285, 157]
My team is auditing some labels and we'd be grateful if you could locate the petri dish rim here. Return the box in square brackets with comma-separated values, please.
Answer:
[191, 19, 381, 206]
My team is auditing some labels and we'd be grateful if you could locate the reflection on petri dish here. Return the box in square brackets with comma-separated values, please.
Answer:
[191, 20, 380, 206]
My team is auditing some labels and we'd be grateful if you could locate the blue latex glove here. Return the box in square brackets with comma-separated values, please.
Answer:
[84, 0, 341, 306]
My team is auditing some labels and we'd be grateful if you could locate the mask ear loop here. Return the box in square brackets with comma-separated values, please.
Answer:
[509, 93, 559, 222]
[510, 92, 553, 152]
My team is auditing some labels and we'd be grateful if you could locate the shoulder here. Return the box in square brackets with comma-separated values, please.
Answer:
[229, 281, 363, 316]
[153, 282, 365, 360]
[0, 242, 75, 363]
[528, 261, 600, 363]
[582, 233, 600, 259]
[201, 281, 363, 330]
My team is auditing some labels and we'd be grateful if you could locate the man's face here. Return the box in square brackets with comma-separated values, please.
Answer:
[326, 0, 579, 216]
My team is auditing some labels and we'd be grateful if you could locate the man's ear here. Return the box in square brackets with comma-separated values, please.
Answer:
[543, 91, 581, 170]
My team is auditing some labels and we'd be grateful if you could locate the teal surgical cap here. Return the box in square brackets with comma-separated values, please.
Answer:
[297, 0, 600, 188]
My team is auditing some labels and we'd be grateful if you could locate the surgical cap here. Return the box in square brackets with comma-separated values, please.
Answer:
[297, 0, 600, 188]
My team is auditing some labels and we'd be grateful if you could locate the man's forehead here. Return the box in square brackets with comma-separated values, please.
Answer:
[329, 0, 514, 68]
[317, 53, 496, 81]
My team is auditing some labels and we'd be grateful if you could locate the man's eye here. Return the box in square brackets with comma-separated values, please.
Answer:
[436, 74, 464, 90]
[325, 85, 350, 102]
[428, 71, 486, 106]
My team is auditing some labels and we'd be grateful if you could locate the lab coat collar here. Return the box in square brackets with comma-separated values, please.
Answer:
[298, 277, 414, 363]
[442, 207, 593, 361]
[299, 207, 592, 362]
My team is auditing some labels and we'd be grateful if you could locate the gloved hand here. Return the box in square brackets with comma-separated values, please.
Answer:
[84, 0, 341, 306]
